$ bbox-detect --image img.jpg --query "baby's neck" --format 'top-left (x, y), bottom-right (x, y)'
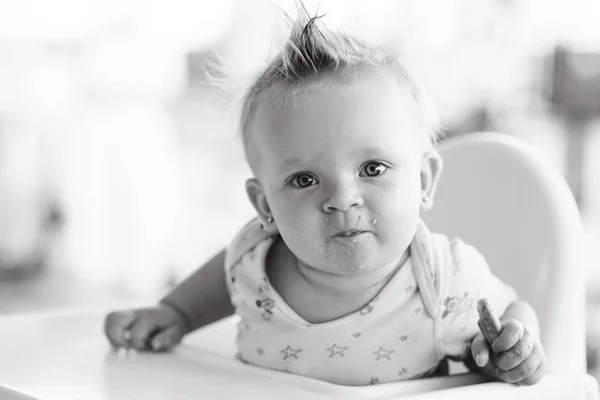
top-left (294, 251), bottom-right (409, 297)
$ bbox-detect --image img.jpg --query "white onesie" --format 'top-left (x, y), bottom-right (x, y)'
top-left (224, 219), bottom-right (517, 386)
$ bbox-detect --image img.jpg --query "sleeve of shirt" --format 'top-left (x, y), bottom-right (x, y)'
top-left (438, 238), bottom-right (518, 360)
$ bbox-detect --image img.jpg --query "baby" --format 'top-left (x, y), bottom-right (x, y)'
top-left (104, 13), bottom-right (546, 386)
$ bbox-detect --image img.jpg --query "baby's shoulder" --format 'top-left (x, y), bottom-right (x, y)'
top-left (225, 218), bottom-right (275, 269)
top-left (430, 232), bottom-right (461, 259)
top-left (429, 232), bottom-right (489, 276)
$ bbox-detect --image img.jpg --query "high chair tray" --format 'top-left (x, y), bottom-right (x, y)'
top-left (0, 308), bottom-right (597, 399)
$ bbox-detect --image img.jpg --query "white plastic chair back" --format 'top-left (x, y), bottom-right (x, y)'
top-left (422, 132), bottom-right (586, 374)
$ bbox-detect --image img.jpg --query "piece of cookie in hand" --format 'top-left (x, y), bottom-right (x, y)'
top-left (477, 298), bottom-right (502, 344)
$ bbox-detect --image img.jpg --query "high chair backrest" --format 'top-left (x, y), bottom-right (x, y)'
top-left (422, 132), bottom-right (586, 374)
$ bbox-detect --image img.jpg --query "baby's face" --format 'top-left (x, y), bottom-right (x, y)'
top-left (250, 70), bottom-right (426, 275)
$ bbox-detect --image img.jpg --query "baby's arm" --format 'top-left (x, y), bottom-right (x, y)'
top-left (104, 249), bottom-right (235, 351)
top-left (160, 248), bottom-right (235, 332)
top-left (470, 299), bottom-right (546, 385)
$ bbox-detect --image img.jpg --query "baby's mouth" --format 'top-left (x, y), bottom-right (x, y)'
top-left (333, 229), bottom-right (371, 238)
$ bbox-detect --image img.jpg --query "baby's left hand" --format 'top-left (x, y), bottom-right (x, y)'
top-left (471, 319), bottom-right (546, 385)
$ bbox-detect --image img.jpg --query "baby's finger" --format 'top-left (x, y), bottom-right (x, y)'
top-left (470, 334), bottom-right (490, 367)
top-left (129, 316), bottom-right (161, 350)
top-left (519, 361), bottom-right (546, 386)
top-left (497, 341), bottom-right (544, 384)
top-left (150, 324), bottom-right (185, 352)
top-left (492, 319), bottom-right (524, 353)
top-left (104, 310), bottom-right (139, 348)
top-left (495, 332), bottom-right (534, 371)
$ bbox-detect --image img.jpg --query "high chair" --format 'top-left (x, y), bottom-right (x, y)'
top-left (423, 131), bottom-right (587, 375)
top-left (0, 131), bottom-right (598, 399)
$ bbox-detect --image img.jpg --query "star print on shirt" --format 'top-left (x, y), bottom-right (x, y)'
top-left (414, 307), bottom-right (421, 314)
top-left (399, 335), bottom-right (408, 342)
top-left (261, 312), bottom-right (272, 322)
top-left (373, 347), bottom-right (395, 361)
top-left (256, 348), bottom-right (264, 355)
top-left (398, 367), bottom-right (408, 376)
top-left (369, 377), bottom-right (380, 385)
top-left (405, 285), bottom-right (414, 295)
top-left (281, 346), bottom-right (302, 360)
top-left (352, 332), bottom-right (362, 338)
top-left (326, 344), bottom-right (348, 358)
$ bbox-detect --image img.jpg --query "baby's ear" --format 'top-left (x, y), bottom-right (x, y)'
top-left (420, 150), bottom-right (443, 212)
top-left (245, 178), bottom-right (278, 233)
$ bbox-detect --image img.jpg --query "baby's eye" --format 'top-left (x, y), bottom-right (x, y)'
top-left (360, 161), bottom-right (389, 177)
top-left (289, 173), bottom-right (319, 188)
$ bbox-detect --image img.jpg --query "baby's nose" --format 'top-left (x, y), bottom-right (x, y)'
top-left (322, 183), bottom-right (364, 212)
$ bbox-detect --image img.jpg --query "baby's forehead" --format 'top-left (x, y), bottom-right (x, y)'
top-left (244, 67), bottom-right (432, 170)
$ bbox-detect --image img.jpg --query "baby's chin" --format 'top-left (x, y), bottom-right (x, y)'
top-left (325, 257), bottom-right (387, 276)
top-left (321, 249), bottom-right (410, 277)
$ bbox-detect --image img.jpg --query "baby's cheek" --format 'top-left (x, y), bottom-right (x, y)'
top-left (376, 211), bottom-right (419, 245)
top-left (278, 215), bottom-right (327, 256)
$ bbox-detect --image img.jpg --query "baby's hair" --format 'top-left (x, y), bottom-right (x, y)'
top-left (240, 3), bottom-right (441, 163)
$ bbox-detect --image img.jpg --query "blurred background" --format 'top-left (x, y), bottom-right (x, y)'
top-left (0, 0), bottom-right (599, 378)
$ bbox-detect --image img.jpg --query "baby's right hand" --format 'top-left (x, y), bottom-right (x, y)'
top-left (104, 304), bottom-right (188, 352)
